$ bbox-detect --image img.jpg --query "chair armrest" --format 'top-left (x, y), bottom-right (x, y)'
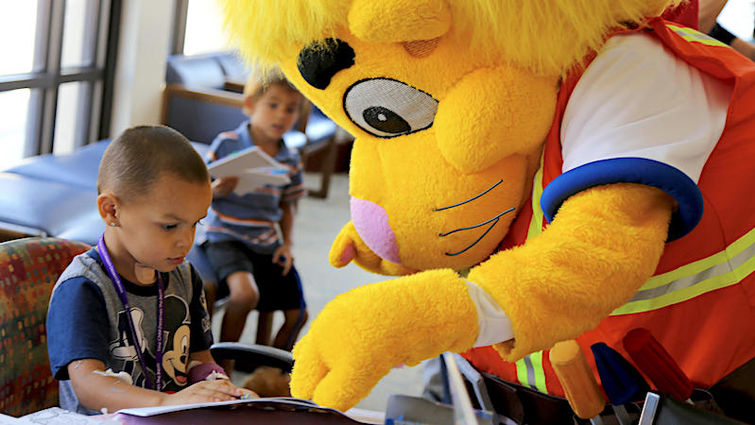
top-left (210, 342), bottom-right (294, 373)
top-left (223, 79), bottom-right (245, 93)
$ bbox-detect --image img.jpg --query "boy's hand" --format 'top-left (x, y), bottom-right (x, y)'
top-left (161, 380), bottom-right (257, 405)
top-left (273, 243), bottom-right (293, 275)
top-left (211, 176), bottom-right (239, 197)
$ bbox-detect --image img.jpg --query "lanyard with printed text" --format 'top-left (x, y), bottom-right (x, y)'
top-left (97, 234), bottom-right (164, 390)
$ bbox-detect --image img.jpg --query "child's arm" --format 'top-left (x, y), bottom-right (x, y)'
top-left (67, 358), bottom-right (246, 412)
top-left (273, 151), bottom-right (306, 275)
top-left (273, 201), bottom-right (295, 275)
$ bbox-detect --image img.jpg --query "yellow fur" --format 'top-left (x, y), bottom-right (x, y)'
top-left (347, 0), bottom-right (451, 43)
top-left (290, 269), bottom-right (478, 410)
top-left (267, 28), bottom-right (558, 271)
top-left (329, 221), bottom-right (416, 276)
top-left (222, 0), bottom-right (683, 76)
top-left (469, 184), bottom-right (673, 360)
top-left (222, 0), bottom-right (684, 411)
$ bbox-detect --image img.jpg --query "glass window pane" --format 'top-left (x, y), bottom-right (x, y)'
top-left (53, 82), bottom-right (85, 155)
top-left (0, 1), bottom-right (39, 76)
top-left (0, 89), bottom-right (31, 169)
top-left (183, 0), bottom-right (235, 55)
top-left (718, 0), bottom-right (755, 40)
top-left (61, 0), bottom-right (98, 68)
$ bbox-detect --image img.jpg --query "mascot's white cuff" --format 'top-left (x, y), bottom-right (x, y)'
top-left (465, 280), bottom-right (514, 347)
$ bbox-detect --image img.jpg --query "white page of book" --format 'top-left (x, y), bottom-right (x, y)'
top-left (208, 146), bottom-right (290, 195)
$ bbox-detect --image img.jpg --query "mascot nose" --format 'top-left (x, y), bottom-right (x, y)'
top-left (350, 197), bottom-right (401, 264)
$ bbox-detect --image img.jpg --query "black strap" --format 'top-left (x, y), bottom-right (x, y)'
top-left (708, 357), bottom-right (755, 424)
top-left (708, 22), bottom-right (736, 45)
top-left (481, 372), bottom-right (595, 425)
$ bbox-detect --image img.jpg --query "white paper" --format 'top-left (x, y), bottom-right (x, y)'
top-left (15, 407), bottom-right (111, 424)
top-left (208, 146), bottom-right (290, 195)
top-left (0, 413), bottom-right (19, 424)
top-left (343, 407), bottom-right (385, 424)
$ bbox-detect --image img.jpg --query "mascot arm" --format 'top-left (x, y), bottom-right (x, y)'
top-left (294, 183), bottom-right (672, 410)
top-left (290, 268), bottom-right (478, 410)
top-left (469, 182), bottom-right (674, 361)
top-left (329, 221), bottom-right (417, 276)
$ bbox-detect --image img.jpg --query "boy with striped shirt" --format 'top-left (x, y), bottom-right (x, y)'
top-left (200, 72), bottom-right (308, 358)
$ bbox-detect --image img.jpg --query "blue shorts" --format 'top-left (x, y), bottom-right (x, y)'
top-left (203, 240), bottom-right (305, 312)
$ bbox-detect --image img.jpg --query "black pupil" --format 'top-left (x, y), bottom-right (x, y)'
top-left (363, 106), bottom-right (410, 134)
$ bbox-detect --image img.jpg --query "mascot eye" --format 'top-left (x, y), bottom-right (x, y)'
top-left (343, 78), bottom-right (437, 138)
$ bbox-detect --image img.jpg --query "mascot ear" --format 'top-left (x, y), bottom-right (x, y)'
top-left (347, 0), bottom-right (451, 43)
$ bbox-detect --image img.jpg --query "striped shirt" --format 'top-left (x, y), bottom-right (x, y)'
top-left (198, 120), bottom-right (305, 254)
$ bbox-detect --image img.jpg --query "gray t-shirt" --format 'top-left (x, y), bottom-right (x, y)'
top-left (46, 249), bottom-right (213, 414)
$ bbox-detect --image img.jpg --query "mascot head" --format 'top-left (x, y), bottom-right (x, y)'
top-left (222, 0), bottom-right (681, 271)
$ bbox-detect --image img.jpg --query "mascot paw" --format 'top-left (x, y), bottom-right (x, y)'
top-left (290, 270), bottom-right (478, 410)
top-left (329, 221), bottom-right (417, 276)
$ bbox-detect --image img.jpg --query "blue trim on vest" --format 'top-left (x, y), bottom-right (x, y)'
top-left (540, 158), bottom-right (703, 241)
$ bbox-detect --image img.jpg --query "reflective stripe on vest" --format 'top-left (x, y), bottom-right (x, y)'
top-left (520, 138), bottom-right (755, 393)
top-left (666, 24), bottom-right (729, 47)
top-left (611, 226), bottom-right (755, 315)
top-left (516, 350), bottom-right (548, 393)
top-left (515, 154), bottom-right (549, 393)
top-left (527, 153), bottom-right (547, 240)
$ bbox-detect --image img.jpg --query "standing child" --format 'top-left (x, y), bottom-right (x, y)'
top-left (200, 71), bottom-right (308, 355)
top-left (46, 126), bottom-right (254, 414)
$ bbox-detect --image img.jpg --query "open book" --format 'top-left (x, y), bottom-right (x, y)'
top-left (115, 397), bottom-right (383, 423)
top-left (208, 146), bottom-right (290, 195)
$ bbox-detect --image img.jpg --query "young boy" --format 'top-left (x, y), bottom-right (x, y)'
top-left (199, 71), bottom-right (308, 355)
top-left (46, 126), bottom-right (254, 414)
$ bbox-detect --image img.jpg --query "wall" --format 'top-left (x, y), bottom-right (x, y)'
top-left (109, 0), bottom-right (173, 136)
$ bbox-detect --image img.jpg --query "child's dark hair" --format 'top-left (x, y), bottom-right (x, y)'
top-left (97, 126), bottom-right (209, 202)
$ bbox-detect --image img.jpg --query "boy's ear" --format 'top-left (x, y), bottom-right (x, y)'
top-left (97, 193), bottom-right (120, 226)
top-left (244, 96), bottom-right (256, 115)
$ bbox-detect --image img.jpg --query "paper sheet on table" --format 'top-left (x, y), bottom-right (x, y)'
top-left (14, 407), bottom-right (108, 424)
top-left (208, 146), bottom-right (290, 195)
top-left (0, 413), bottom-right (19, 424)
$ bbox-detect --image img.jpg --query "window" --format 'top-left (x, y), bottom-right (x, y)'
top-left (0, 0), bottom-right (119, 169)
top-left (171, 0), bottom-right (235, 56)
top-left (718, 0), bottom-right (755, 39)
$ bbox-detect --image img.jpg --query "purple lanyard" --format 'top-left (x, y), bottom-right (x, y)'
top-left (97, 234), bottom-right (164, 390)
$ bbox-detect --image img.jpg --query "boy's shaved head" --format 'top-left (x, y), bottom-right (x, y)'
top-left (97, 126), bottom-right (209, 202)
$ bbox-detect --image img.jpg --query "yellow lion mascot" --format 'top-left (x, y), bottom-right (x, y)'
top-left (221, 0), bottom-right (755, 419)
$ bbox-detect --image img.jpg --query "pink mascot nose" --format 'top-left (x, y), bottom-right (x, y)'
top-left (350, 197), bottom-right (402, 264)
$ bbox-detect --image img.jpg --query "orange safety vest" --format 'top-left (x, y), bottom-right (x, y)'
top-left (463, 18), bottom-right (755, 397)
